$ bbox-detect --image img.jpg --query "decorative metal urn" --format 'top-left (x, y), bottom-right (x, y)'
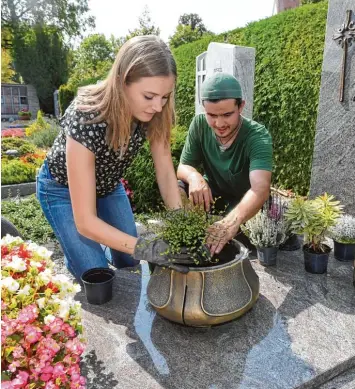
top-left (147, 239), bottom-right (259, 327)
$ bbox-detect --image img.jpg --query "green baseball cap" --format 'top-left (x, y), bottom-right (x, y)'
top-left (201, 72), bottom-right (243, 100)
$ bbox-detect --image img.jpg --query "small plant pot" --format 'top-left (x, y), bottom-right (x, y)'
top-left (81, 267), bottom-right (115, 305)
top-left (333, 241), bottom-right (355, 262)
top-left (257, 246), bottom-right (278, 266)
top-left (279, 234), bottom-right (300, 251)
top-left (303, 245), bottom-right (330, 274)
top-left (18, 115), bottom-right (31, 121)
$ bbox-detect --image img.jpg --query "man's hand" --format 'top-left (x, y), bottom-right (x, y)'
top-left (188, 173), bottom-right (213, 212)
top-left (133, 236), bottom-right (190, 273)
top-left (206, 215), bottom-right (240, 256)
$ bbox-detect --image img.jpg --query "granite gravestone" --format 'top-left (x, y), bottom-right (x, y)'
top-left (310, 0), bottom-right (355, 214)
top-left (195, 42), bottom-right (256, 119)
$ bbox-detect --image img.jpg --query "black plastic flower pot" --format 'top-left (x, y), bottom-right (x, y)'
top-left (81, 267), bottom-right (115, 305)
top-left (279, 234), bottom-right (300, 251)
top-left (303, 245), bottom-right (330, 274)
top-left (333, 241), bottom-right (355, 262)
top-left (257, 246), bottom-right (278, 266)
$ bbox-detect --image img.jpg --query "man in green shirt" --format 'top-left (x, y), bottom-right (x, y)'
top-left (177, 72), bottom-right (273, 255)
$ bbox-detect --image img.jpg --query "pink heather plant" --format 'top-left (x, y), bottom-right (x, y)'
top-left (1, 235), bottom-right (86, 388)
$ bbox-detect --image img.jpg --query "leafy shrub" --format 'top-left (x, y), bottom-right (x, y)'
top-left (28, 121), bottom-right (60, 149)
top-left (1, 160), bottom-right (37, 185)
top-left (1, 138), bottom-right (35, 156)
top-left (1, 196), bottom-right (55, 244)
top-left (18, 142), bottom-right (37, 155)
top-left (125, 142), bottom-right (161, 213)
top-left (25, 110), bottom-right (50, 137)
top-left (58, 84), bottom-right (75, 115)
top-left (285, 193), bottom-right (343, 252)
top-left (125, 126), bottom-right (188, 213)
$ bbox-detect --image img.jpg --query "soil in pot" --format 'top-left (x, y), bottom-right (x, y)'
top-left (189, 242), bottom-right (240, 268)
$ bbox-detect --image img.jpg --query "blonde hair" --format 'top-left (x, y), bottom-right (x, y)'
top-left (77, 35), bottom-right (177, 153)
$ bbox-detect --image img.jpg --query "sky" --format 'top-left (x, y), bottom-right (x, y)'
top-left (87, 0), bottom-right (277, 43)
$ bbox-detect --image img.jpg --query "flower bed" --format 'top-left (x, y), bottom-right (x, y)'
top-left (2, 129), bottom-right (26, 138)
top-left (1, 235), bottom-right (86, 388)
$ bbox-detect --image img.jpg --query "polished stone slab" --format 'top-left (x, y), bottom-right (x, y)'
top-left (309, 0), bottom-right (355, 214)
top-left (48, 234), bottom-right (355, 389)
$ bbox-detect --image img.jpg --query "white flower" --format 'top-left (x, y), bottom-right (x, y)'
top-left (1, 234), bottom-right (23, 246)
top-left (1, 277), bottom-right (20, 292)
top-left (17, 285), bottom-right (31, 296)
top-left (52, 274), bottom-right (70, 284)
top-left (38, 269), bottom-right (52, 285)
top-left (6, 255), bottom-right (27, 272)
top-left (36, 297), bottom-right (46, 309)
top-left (30, 261), bottom-right (42, 268)
top-left (329, 214), bottom-right (355, 243)
top-left (36, 247), bottom-right (53, 260)
top-left (27, 242), bottom-right (39, 252)
top-left (58, 300), bottom-right (70, 320)
top-left (73, 284), bottom-right (81, 293)
top-left (44, 314), bottom-right (56, 325)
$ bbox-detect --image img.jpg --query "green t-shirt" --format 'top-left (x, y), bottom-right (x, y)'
top-left (180, 114), bottom-right (273, 206)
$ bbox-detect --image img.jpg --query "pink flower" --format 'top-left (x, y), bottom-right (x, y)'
top-left (9, 360), bottom-right (21, 372)
top-left (17, 304), bottom-right (39, 324)
top-left (40, 373), bottom-right (52, 382)
top-left (52, 362), bottom-right (66, 378)
top-left (44, 381), bottom-right (60, 389)
top-left (47, 317), bottom-right (64, 334)
top-left (12, 345), bottom-right (25, 359)
top-left (65, 338), bottom-right (85, 356)
top-left (1, 382), bottom-right (14, 389)
top-left (10, 370), bottom-right (29, 388)
top-left (62, 323), bottom-right (76, 338)
top-left (24, 325), bottom-right (42, 344)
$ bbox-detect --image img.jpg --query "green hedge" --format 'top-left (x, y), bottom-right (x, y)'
top-left (125, 126), bottom-right (187, 212)
top-left (173, 2), bottom-right (328, 195)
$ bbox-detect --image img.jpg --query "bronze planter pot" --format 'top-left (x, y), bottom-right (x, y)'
top-left (147, 239), bottom-right (259, 327)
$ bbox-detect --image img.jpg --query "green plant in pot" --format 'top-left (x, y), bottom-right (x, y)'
top-left (18, 108), bottom-right (32, 120)
top-left (328, 214), bottom-right (355, 262)
top-left (142, 201), bottom-right (230, 270)
top-left (285, 193), bottom-right (343, 274)
top-left (241, 209), bottom-right (289, 266)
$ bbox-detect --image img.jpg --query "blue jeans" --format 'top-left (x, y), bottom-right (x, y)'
top-left (36, 160), bottom-right (139, 282)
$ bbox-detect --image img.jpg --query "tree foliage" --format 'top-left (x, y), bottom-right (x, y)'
top-left (68, 34), bottom-right (114, 87)
top-left (179, 13), bottom-right (207, 33)
top-left (123, 6), bottom-right (160, 43)
top-left (1, 0), bottom-right (95, 40)
top-left (169, 13), bottom-right (212, 49)
top-left (1, 48), bottom-right (16, 83)
top-left (13, 24), bottom-right (69, 113)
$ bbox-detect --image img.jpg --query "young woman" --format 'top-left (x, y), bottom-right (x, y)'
top-left (37, 35), bottom-right (186, 282)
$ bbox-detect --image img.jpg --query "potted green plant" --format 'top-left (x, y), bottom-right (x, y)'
top-left (142, 203), bottom-right (260, 327)
top-left (144, 204), bottom-right (221, 267)
top-left (241, 209), bottom-right (289, 266)
top-left (285, 193), bottom-right (343, 274)
top-left (328, 214), bottom-right (355, 262)
top-left (18, 108), bottom-right (32, 120)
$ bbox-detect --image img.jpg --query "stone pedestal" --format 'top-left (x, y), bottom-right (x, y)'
top-left (195, 42), bottom-right (256, 119)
